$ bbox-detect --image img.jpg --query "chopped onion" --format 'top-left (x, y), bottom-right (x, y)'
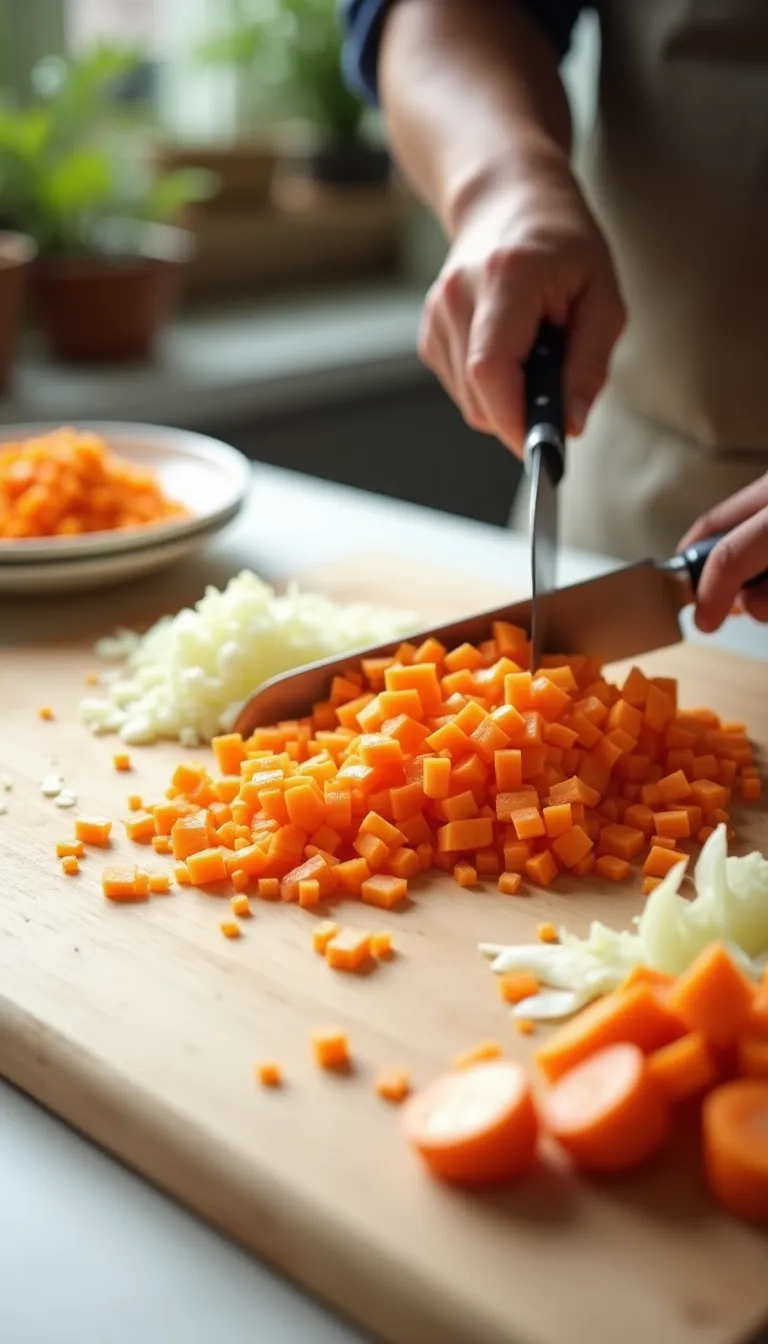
top-left (481, 825), bottom-right (768, 1020)
top-left (79, 570), bottom-right (416, 746)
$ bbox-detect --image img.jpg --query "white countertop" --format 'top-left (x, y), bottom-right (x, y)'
top-left (2, 465), bottom-right (767, 1344)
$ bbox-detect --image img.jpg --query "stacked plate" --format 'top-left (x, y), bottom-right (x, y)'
top-left (0, 421), bottom-right (251, 594)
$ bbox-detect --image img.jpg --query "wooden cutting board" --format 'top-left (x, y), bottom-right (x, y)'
top-left (2, 554), bottom-right (767, 1344)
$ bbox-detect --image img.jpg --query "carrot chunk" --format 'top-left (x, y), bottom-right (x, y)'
top-left (535, 985), bottom-right (685, 1082)
top-left (326, 928), bottom-right (372, 971)
top-left (643, 845), bottom-right (688, 879)
top-left (537, 921), bottom-right (558, 944)
top-left (361, 873), bottom-right (408, 909)
top-left (255, 1061), bottom-right (282, 1088)
top-left (56, 840), bottom-right (85, 859)
top-left (312, 1027), bottom-right (351, 1070)
top-left (124, 811), bottom-right (156, 844)
top-left (668, 942), bottom-right (755, 1047)
top-left (542, 1043), bottom-right (670, 1173)
top-left (595, 854), bottom-right (631, 882)
top-left (102, 865), bottom-right (147, 903)
top-left (647, 1032), bottom-right (717, 1101)
top-left (220, 920), bottom-right (241, 939)
top-left (703, 1081), bottom-right (768, 1222)
top-left (61, 855), bottom-right (80, 875)
top-left (370, 930), bottom-right (393, 959)
top-left (453, 861), bottom-right (477, 889)
top-left (75, 816), bottom-right (112, 847)
top-left (498, 871), bottom-right (523, 895)
top-left (375, 1068), bottom-right (411, 1103)
top-left (402, 1059), bottom-right (538, 1184)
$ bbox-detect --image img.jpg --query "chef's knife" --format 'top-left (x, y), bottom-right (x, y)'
top-left (523, 320), bottom-right (566, 672)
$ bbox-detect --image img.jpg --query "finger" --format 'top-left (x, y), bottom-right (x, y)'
top-left (465, 271), bottom-right (543, 454)
top-left (563, 269), bottom-right (625, 436)
top-left (440, 273), bottom-right (493, 432)
top-left (678, 473), bottom-right (768, 552)
top-left (418, 300), bottom-right (455, 400)
top-left (693, 509), bottom-right (768, 632)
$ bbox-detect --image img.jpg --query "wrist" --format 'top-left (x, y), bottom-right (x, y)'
top-left (441, 137), bottom-right (574, 237)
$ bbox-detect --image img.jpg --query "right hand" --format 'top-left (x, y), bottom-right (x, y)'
top-left (419, 164), bottom-right (626, 453)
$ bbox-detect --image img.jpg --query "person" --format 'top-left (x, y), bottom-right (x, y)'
top-left (340, 0), bottom-right (768, 632)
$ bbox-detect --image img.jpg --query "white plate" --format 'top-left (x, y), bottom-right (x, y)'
top-left (0, 519), bottom-right (226, 593)
top-left (0, 421), bottom-right (251, 564)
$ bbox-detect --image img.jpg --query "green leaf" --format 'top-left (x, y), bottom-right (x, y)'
top-left (143, 168), bottom-right (219, 221)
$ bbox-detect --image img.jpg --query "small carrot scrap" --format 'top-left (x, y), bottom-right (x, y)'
top-left (325, 927), bottom-right (372, 972)
top-left (220, 919), bottom-right (241, 940)
top-left (56, 840), bottom-right (84, 859)
top-left (498, 971), bottom-right (539, 1005)
top-left (451, 1039), bottom-right (503, 1071)
top-left (152, 834), bottom-right (172, 855)
top-left (537, 921), bottom-right (558, 944)
top-left (370, 930), bottom-right (393, 959)
top-left (375, 1068), bottom-right (411, 1103)
top-left (75, 815), bottom-right (112, 847)
top-left (516, 1019), bottom-right (535, 1036)
top-left (230, 892), bottom-right (251, 916)
top-left (453, 861), bottom-right (477, 889)
top-left (542, 1043), bottom-right (670, 1173)
top-left (498, 871), bottom-right (522, 895)
top-left (38, 706), bottom-right (54, 721)
top-left (127, 794), bottom-right (143, 812)
top-left (401, 1059), bottom-right (538, 1184)
top-left (255, 1061), bottom-right (282, 1088)
top-left (61, 855), bottom-right (79, 875)
top-left (113, 752), bottom-right (132, 772)
top-left (174, 861), bottom-right (190, 885)
top-left (703, 1081), bottom-right (768, 1222)
top-left (312, 1027), bottom-right (350, 1071)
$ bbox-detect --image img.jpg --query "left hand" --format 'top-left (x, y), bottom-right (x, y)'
top-left (679, 473), bottom-right (768, 632)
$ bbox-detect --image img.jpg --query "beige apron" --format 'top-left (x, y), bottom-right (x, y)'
top-left (517, 0), bottom-right (768, 560)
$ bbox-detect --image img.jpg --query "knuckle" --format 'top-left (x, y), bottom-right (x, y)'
top-left (466, 348), bottom-right (499, 387)
top-left (440, 268), bottom-right (465, 310)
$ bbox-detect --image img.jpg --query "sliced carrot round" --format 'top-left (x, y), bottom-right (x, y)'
top-left (703, 1081), bottom-right (768, 1222)
top-left (401, 1059), bottom-right (538, 1186)
top-left (542, 1043), bottom-right (670, 1174)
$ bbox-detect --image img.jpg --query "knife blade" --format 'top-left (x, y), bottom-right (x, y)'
top-left (523, 321), bottom-right (566, 671)
top-left (234, 533), bottom-right (768, 734)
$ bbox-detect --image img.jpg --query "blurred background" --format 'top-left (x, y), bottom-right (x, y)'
top-left (0, 0), bottom-right (598, 527)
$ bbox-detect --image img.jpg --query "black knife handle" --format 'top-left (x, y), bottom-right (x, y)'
top-left (681, 532), bottom-right (768, 592)
top-left (523, 319), bottom-right (566, 486)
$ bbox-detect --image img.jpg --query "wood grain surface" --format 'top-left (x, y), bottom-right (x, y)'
top-left (1, 555), bottom-right (767, 1344)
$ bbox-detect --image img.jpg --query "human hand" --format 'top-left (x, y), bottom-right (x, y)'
top-left (418, 162), bottom-right (626, 453)
top-left (679, 474), bottom-right (768, 632)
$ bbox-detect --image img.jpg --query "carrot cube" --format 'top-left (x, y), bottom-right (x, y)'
top-left (537, 921), bottom-right (559, 943)
top-left (647, 1033), bottom-right (716, 1101)
top-left (313, 920), bottom-right (339, 954)
top-left (187, 848), bottom-right (228, 885)
top-left (361, 873), bottom-right (408, 909)
top-left (326, 928), bottom-right (372, 970)
top-left (124, 811), bottom-right (156, 843)
top-left (423, 755), bottom-right (451, 799)
top-left (623, 803), bottom-right (655, 838)
top-left (512, 807), bottom-right (545, 841)
top-left (644, 845), bottom-right (688, 878)
top-left (312, 1027), bottom-right (351, 1069)
top-left (171, 813), bottom-right (210, 860)
top-left (298, 878), bottom-right (321, 908)
top-left (353, 831), bottom-right (390, 870)
top-left (374, 1068), bottom-right (410, 1103)
top-left (494, 748), bottom-right (523, 791)
top-left (56, 840), bottom-right (85, 859)
top-left (257, 877), bottom-right (280, 899)
top-left (61, 855), bottom-right (80, 875)
top-left (498, 970), bottom-right (539, 1003)
top-left (453, 861), bottom-right (477, 888)
top-left (359, 810), bottom-right (405, 847)
top-left (437, 817), bottom-right (493, 853)
top-left (742, 775), bottom-right (762, 801)
top-left (75, 816), bottom-right (112, 847)
top-left (597, 822), bottom-right (645, 861)
top-left (370, 931), bottom-right (393, 959)
top-left (524, 850), bottom-right (558, 887)
top-left (657, 769), bottom-right (692, 803)
top-left (543, 803), bottom-right (572, 838)
top-left (595, 854), bottom-right (631, 883)
top-left (551, 825), bottom-right (594, 869)
top-left (654, 810), bottom-right (690, 840)
top-left (669, 943), bottom-right (755, 1047)
top-left (102, 865), bottom-right (146, 902)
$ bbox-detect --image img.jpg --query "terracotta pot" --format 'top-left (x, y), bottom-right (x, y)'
top-left (0, 232), bottom-right (36, 391)
top-left (34, 225), bottom-right (193, 364)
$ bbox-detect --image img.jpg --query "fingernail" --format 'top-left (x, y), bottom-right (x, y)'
top-left (569, 399), bottom-right (590, 434)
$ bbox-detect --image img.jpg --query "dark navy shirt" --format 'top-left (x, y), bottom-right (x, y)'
top-left (340, 1), bottom-right (586, 103)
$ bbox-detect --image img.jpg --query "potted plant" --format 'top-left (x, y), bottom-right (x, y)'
top-left (199, 0), bottom-right (390, 191)
top-left (0, 45), bottom-right (215, 363)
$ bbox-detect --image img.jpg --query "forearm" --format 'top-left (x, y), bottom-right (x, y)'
top-left (379, 0), bottom-right (573, 235)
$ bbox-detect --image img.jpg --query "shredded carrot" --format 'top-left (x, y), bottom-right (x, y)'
top-left (375, 1068), bottom-right (411, 1103)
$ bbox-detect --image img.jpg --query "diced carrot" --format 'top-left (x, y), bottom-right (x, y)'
top-left (326, 928), bottom-right (372, 970)
top-left (102, 864), bottom-right (147, 903)
top-left (498, 971), bottom-right (539, 1004)
top-left (402, 1059), bottom-right (538, 1184)
top-left (370, 930), bottom-right (393, 959)
top-left (668, 943), bottom-right (755, 1047)
top-left (597, 822), bottom-right (645, 861)
top-left (75, 816), bottom-right (112, 847)
top-left (255, 1060), bottom-right (282, 1088)
top-left (654, 809), bottom-right (690, 840)
top-left (619, 965), bottom-right (674, 993)
top-left (551, 825), bottom-right (593, 869)
top-left (56, 839), bottom-right (85, 859)
top-left (498, 871), bottom-right (523, 895)
top-left (170, 813), bottom-right (210, 860)
top-left (61, 855), bottom-right (80, 875)
top-left (174, 861), bottom-right (190, 886)
top-left (312, 1027), bottom-right (351, 1070)
top-left (298, 878), bottom-right (321, 908)
top-left (437, 817), bottom-right (493, 853)
top-left (148, 873), bottom-right (171, 895)
top-left (512, 807), bottom-right (545, 841)
top-left (38, 706), bottom-right (54, 721)
top-left (353, 831), bottom-right (390, 870)
top-left (742, 776), bottom-right (762, 801)
top-left (652, 835), bottom-right (679, 851)
top-left (525, 850), bottom-right (558, 887)
top-left (187, 848), bottom-right (228, 886)
top-left (124, 811), bottom-right (156, 844)
top-left (595, 854), bottom-right (631, 883)
top-left (738, 1036), bottom-right (768, 1079)
top-left (542, 1043), bottom-right (670, 1173)
top-left (572, 852), bottom-right (596, 878)
top-left (537, 921), bottom-right (558, 944)
top-left (535, 984), bottom-right (685, 1082)
top-left (690, 778), bottom-right (728, 813)
top-left (453, 860), bottom-right (477, 888)
top-left (113, 752), bottom-right (132, 772)
top-left (643, 846), bottom-right (688, 879)
top-left (257, 877), bottom-right (279, 899)
top-left (494, 748), bottom-right (523, 791)
top-left (375, 1068), bottom-right (411, 1103)
top-left (422, 755), bottom-right (451, 799)
top-left (703, 1081), bottom-right (768, 1222)
top-left (361, 873), bottom-right (408, 909)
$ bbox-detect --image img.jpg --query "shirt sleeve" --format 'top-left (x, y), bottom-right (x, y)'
top-left (340, 1), bottom-right (587, 105)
